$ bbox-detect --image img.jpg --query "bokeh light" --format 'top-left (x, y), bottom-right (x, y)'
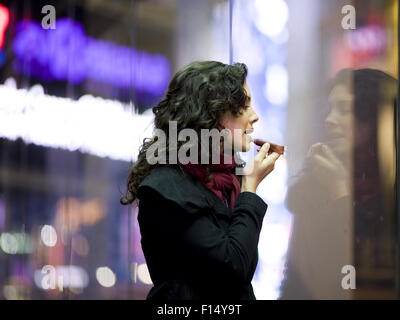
top-left (96, 267), bottom-right (116, 288)
top-left (40, 225), bottom-right (57, 247)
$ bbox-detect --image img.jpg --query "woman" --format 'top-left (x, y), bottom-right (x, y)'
top-left (121, 61), bottom-right (280, 300)
top-left (280, 69), bottom-right (398, 299)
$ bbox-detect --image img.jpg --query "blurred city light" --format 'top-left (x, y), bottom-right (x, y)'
top-left (71, 234), bottom-right (89, 256)
top-left (0, 80), bottom-right (153, 162)
top-left (40, 225), bottom-right (57, 247)
top-left (0, 233), bottom-right (17, 254)
top-left (0, 232), bottom-right (33, 254)
top-left (254, 0), bottom-right (289, 38)
top-left (259, 224), bottom-right (291, 263)
top-left (34, 265), bottom-right (89, 290)
top-left (0, 4), bottom-right (9, 48)
top-left (137, 263), bottom-right (153, 285)
top-left (232, 0), bottom-right (290, 300)
top-left (96, 267), bottom-right (116, 288)
top-left (232, 1), bottom-right (265, 73)
top-left (0, 198), bottom-right (5, 230)
top-left (264, 64), bottom-right (288, 105)
top-left (3, 285), bottom-right (18, 300)
top-left (13, 18), bottom-right (170, 95)
top-left (131, 262), bottom-right (153, 285)
top-left (344, 25), bottom-right (386, 53)
top-left (55, 198), bottom-right (106, 235)
top-left (257, 157), bottom-right (288, 205)
top-left (252, 222), bottom-right (292, 299)
top-left (270, 28), bottom-right (289, 45)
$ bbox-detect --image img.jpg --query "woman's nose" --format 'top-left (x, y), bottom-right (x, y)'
top-left (324, 110), bottom-right (340, 133)
top-left (325, 110), bottom-right (338, 126)
top-left (250, 110), bottom-right (259, 124)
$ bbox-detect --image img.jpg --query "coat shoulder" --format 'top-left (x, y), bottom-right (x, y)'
top-left (137, 165), bottom-right (213, 214)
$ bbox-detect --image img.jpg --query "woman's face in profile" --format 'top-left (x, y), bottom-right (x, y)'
top-left (324, 83), bottom-right (354, 157)
top-left (219, 83), bottom-right (260, 152)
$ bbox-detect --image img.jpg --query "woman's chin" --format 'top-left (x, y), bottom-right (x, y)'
top-left (242, 135), bottom-right (252, 152)
top-left (325, 137), bottom-right (352, 159)
top-left (231, 137), bottom-right (251, 153)
top-left (240, 141), bottom-right (251, 152)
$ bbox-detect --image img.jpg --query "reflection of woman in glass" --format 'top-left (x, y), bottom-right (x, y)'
top-left (121, 61), bottom-right (280, 300)
top-left (280, 69), bottom-right (398, 299)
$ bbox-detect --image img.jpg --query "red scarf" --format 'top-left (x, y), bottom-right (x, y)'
top-left (183, 153), bottom-right (241, 210)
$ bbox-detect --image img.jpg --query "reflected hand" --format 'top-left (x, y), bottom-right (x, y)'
top-left (307, 142), bottom-right (350, 200)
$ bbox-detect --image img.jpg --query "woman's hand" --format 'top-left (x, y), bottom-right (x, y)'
top-left (307, 142), bottom-right (351, 200)
top-left (241, 142), bottom-right (281, 193)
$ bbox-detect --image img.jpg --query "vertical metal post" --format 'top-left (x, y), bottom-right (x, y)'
top-left (229, 0), bottom-right (233, 65)
top-left (397, 0), bottom-right (400, 299)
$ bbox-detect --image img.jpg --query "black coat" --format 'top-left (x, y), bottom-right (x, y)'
top-left (137, 165), bottom-right (268, 300)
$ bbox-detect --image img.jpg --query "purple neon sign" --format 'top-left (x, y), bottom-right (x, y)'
top-left (13, 18), bottom-right (170, 95)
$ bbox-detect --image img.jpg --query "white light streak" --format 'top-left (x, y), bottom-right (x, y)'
top-left (0, 79), bottom-right (154, 162)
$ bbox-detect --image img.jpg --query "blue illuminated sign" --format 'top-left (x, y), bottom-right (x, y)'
top-left (13, 18), bottom-right (170, 95)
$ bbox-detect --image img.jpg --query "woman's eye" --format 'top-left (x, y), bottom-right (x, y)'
top-left (335, 101), bottom-right (352, 114)
top-left (237, 105), bottom-right (250, 116)
top-left (339, 105), bottom-right (351, 114)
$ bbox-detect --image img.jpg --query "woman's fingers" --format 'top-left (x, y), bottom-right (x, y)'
top-left (270, 152), bottom-right (280, 160)
top-left (257, 148), bottom-right (274, 155)
top-left (255, 142), bottom-right (270, 161)
top-left (307, 142), bottom-right (323, 157)
top-left (243, 143), bottom-right (281, 190)
top-left (311, 145), bottom-right (339, 168)
top-left (255, 142), bottom-right (280, 169)
top-left (321, 144), bottom-right (339, 162)
top-left (264, 152), bottom-right (280, 166)
top-left (312, 153), bottom-right (330, 168)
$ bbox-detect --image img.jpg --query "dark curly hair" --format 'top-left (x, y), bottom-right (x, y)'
top-left (120, 60), bottom-right (249, 205)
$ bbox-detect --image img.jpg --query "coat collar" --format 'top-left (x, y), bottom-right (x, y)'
top-left (138, 165), bottom-right (235, 217)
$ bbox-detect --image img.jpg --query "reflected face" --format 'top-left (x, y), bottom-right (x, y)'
top-left (324, 84), bottom-right (354, 157)
top-left (219, 83), bottom-right (260, 152)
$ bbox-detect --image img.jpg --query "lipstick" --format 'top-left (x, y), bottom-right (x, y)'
top-left (252, 138), bottom-right (286, 155)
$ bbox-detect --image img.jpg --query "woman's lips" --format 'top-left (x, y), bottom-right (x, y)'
top-left (244, 129), bottom-right (253, 143)
top-left (325, 136), bottom-right (347, 146)
top-left (326, 129), bottom-right (344, 139)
